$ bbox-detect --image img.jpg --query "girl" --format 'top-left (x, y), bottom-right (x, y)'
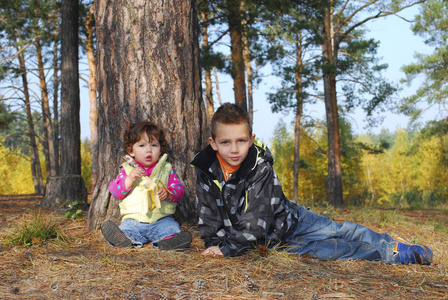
top-left (101, 121), bottom-right (191, 250)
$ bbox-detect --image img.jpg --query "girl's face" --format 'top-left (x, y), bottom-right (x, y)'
top-left (128, 133), bottom-right (161, 168)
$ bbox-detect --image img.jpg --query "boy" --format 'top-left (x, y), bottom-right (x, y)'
top-left (190, 103), bottom-right (432, 264)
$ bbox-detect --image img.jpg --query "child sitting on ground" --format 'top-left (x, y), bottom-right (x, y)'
top-left (191, 103), bottom-right (432, 264)
top-left (101, 121), bottom-right (192, 250)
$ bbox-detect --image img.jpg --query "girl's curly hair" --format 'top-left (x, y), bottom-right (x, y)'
top-left (124, 121), bottom-right (167, 154)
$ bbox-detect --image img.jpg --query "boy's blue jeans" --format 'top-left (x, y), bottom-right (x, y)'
top-left (119, 216), bottom-right (181, 248)
top-left (284, 206), bottom-right (396, 264)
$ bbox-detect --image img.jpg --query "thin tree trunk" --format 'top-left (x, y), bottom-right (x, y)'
top-left (212, 67), bottom-right (222, 105)
top-left (17, 48), bottom-right (44, 194)
top-left (242, 17), bottom-right (253, 127)
top-left (228, 0), bottom-right (247, 110)
top-left (87, 0), bottom-right (207, 230)
top-left (365, 159), bottom-right (374, 203)
top-left (322, 4), bottom-right (343, 207)
top-left (201, 10), bottom-right (214, 123)
top-left (36, 40), bottom-right (57, 177)
top-left (292, 39), bottom-right (303, 203)
top-left (52, 26), bottom-right (60, 175)
top-left (85, 3), bottom-right (98, 192)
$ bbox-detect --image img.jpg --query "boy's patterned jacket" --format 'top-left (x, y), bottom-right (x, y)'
top-left (191, 140), bottom-right (301, 256)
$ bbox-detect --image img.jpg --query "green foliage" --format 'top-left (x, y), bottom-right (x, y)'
top-left (271, 120), bottom-right (295, 199)
top-left (64, 200), bottom-right (84, 220)
top-left (399, 0), bottom-right (448, 123)
top-left (0, 109), bottom-right (44, 156)
top-left (0, 101), bottom-right (14, 130)
top-left (7, 211), bottom-right (67, 247)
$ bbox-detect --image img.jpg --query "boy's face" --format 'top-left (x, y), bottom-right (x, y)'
top-left (128, 133), bottom-right (161, 168)
top-left (209, 122), bottom-right (255, 167)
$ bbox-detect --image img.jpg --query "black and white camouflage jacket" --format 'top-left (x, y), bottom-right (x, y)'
top-left (190, 140), bottom-right (301, 256)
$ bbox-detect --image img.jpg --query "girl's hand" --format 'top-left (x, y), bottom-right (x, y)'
top-left (157, 187), bottom-right (169, 201)
top-left (202, 246), bottom-right (223, 256)
top-left (125, 167), bottom-right (145, 189)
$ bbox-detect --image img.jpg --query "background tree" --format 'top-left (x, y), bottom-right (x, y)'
top-left (0, 0), bottom-right (45, 194)
top-left (265, 1), bottom-right (322, 202)
top-left (87, 0), bottom-right (207, 230)
top-left (80, 1), bottom-right (98, 192)
top-left (31, 0), bottom-right (59, 178)
top-left (42, 0), bottom-right (87, 208)
top-left (314, 0), bottom-right (422, 207)
top-left (400, 0), bottom-right (448, 125)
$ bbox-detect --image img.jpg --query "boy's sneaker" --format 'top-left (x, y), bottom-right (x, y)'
top-left (101, 220), bottom-right (133, 248)
top-left (392, 237), bottom-right (433, 265)
top-left (158, 231), bottom-right (192, 251)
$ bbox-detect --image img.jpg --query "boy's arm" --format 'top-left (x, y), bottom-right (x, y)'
top-left (195, 170), bottom-right (227, 249)
top-left (108, 168), bottom-right (132, 200)
top-left (217, 165), bottom-right (282, 256)
top-left (164, 169), bottom-right (185, 202)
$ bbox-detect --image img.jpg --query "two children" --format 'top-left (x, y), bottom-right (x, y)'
top-left (191, 103), bottom-right (433, 264)
top-left (101, 121), bottom-right (192, 250)
top-left (102, 104), bottom-right (433, 265)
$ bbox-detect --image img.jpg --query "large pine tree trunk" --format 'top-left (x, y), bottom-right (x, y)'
top-left (87, 0), bottom-right (207, 230)
top-left (42, 0), bottom-right (87, 208)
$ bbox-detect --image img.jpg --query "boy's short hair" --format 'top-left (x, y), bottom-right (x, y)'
top-left (124, 121), bottom-right (167, 153)
top-left (211, 103), bottom-right (252, 139)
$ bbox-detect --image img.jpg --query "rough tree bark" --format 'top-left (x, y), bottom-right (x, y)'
top-left (87, 0), bottom-right (207, 230)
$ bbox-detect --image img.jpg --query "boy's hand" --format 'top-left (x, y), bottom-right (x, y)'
top-left (125, 167), bottom-right (145, 189)
top-left (157, 187), bottom-right (169, 201)
top-left (202, 246), bottom-right (223, 256)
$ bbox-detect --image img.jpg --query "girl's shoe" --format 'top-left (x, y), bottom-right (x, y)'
top-left (101, 220), bottom-right (133, 248)
top-left (158, 231), bottom-right (192, 251)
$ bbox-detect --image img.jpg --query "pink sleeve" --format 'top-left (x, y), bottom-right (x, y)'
top-left (108, 168), bottom-right (132, 200)
top-left (166, 169), bottom-right (185, 203)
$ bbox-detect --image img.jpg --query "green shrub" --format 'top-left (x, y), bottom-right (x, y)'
top-left (7, 212), bottom-right (67, 247)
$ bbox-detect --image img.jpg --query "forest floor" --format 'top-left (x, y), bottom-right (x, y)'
top-left (0, 194), bottom-right (447, 300)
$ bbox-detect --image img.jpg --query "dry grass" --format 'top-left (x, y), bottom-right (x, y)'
top-left (0, 194), bottom-right (447, 300)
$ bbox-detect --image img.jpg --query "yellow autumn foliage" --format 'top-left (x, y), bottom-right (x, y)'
top-left (0, 140), bottom-right (36, 194)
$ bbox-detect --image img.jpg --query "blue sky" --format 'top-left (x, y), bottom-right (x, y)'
top-left (79, 5), bottom-right (433, 145)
